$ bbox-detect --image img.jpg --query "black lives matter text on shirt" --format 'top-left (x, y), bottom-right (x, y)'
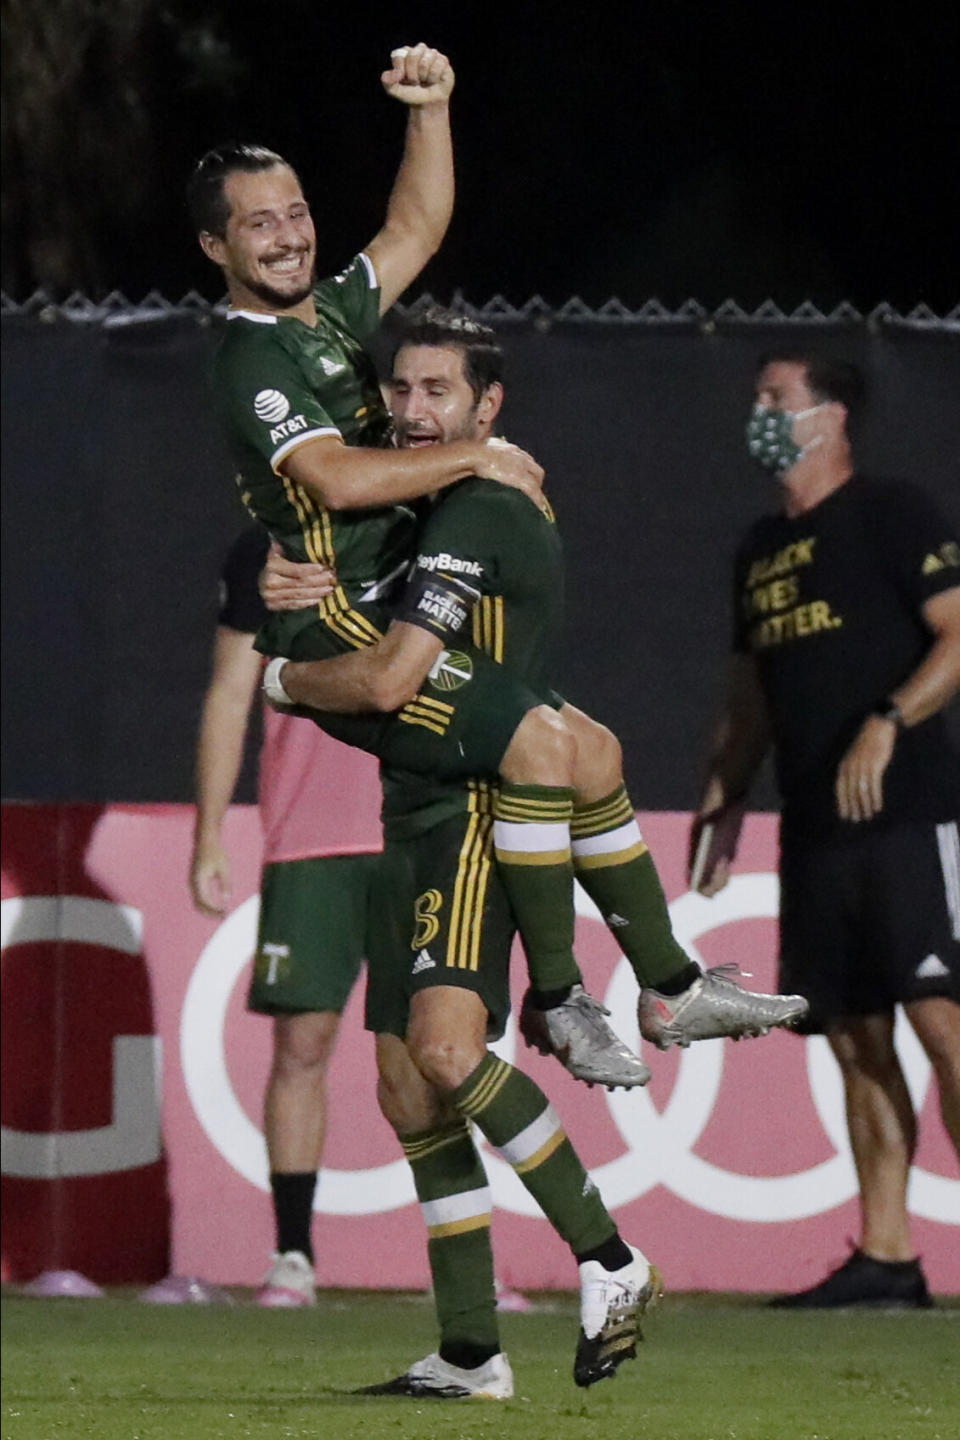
top-left (733, 475), bottom-right (960, 837)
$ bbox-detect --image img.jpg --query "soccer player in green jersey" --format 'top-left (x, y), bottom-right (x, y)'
top-left (190, 48), bottom-right (804, 1095)
top-left (268, 311), bottom-right (808, 1050)
top-left (188, 45), bottom-right (655, 1089)
top-left (260, 311), bottom-right (810, 1396)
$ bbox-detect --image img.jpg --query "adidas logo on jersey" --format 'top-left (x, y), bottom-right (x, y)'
top-left (412, 949), bottom-right (437, 975)
top-left (606, 912), bottom-right (630, 928)
top-left (915, 953), bottom-right (949, 979)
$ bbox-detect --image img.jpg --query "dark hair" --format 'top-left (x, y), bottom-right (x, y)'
top-left (186, 142), bottom-right (293, 236)
top-left (756, 346), bottom-right (866, 423)
top-left (392, 305), bottom-right (503, 403)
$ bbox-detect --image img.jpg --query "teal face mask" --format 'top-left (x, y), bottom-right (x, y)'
top-left (745, 403), bottom-right (825, 474)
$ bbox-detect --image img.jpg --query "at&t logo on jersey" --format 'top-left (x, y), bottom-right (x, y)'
top-left (253, 388), bottom-right (291, 422)
top-left (268, 415), bottom-right (309, 445)
top-left (252, 389), bottom-right (310, 444)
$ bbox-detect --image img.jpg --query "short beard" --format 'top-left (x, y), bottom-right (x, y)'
top-left (242, 267), bottom-right (315, 310)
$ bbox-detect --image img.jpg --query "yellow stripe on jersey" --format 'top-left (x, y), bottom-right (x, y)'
top-left (447, 813), bottom-right (494, 971)
top-left (277, 480), bottom-right (388, 648)
top-left (320, 595), bottom-right (384, 649)
top-left (472, 595), bottom-right (504, 662)
top-left (279, 476), bottom-right (333, 572)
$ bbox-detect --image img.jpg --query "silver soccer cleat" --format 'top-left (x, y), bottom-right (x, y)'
top-left (574, 1244), bottom-right (662, 1388)
top-left (357, 1350), bottom-right (514, 1399)
top-left (520, 984), bottom-right (651, 1090)
top-left (637, 964), bottom-right (809, 1051)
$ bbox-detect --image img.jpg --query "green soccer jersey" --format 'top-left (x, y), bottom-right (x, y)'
top-left (211, 253), bottom-right (415, 657)
top-left (382, 477), bottom-right (564, 835)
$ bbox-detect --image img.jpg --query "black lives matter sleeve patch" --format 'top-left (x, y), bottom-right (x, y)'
top-left (397, 569), bottom-right (481, 641)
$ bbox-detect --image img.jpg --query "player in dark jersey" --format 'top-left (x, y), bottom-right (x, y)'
top-left (693, 347), bottom-right (960, 1308)
top-left (260, 311), bottom-right (812, 1394)
top-left (269, 311), bottom-right (807, 1049)
top-left (187, 49), bottom-right (657, 1091)
top-left (189, 55), bottom-right (802, 1095)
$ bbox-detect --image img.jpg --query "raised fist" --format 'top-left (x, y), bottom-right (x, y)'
top-left (381, 43), bottom-right (455, 106)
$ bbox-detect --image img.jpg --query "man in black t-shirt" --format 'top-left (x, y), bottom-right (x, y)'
top-left (693, 347), bottom-right (960, 1309)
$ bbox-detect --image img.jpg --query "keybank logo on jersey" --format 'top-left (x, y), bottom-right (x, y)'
top-left (253, 388), bottom-right (291, 423)
top-left (418, 552), bottom-right (484, 579)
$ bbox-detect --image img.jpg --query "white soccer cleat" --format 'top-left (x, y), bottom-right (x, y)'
top-left (637, 965), bottom-right (809, 1051)
top-left (255, 1250), bottom-right (316, 1308)
top-left (574, 1244), bottom-right (662, 1388)
top-left (358, 1350), bottom-right (514, 1399)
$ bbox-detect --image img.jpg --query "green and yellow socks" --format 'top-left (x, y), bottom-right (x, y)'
top-left (454, 1053), bottom-right (618, 1256)
top-left (401, 1119), bottom-right (500, 1367)
top-left (572, 785), bottom-right (700, 993)
top-left (493, 782), bottom-right (582, 996)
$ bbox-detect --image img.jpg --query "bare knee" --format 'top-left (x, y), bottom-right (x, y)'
top-left (271, 1011), bottom-right (340, 1083)
top-left (406, 987), bottom-right (489, 1094)
top-left (375, 1033), bottom-right (448, 1135)
top-left (407, 1029), bottom-right (485, 1094)
top-left (905, 997), bottom-right (960, 1082)
top-left (500, 705), bottom-right (576, 786)
top-left (561, 707), bottom-right (623, 801)
top-left (828, 1015), bottom-right (900, 1084)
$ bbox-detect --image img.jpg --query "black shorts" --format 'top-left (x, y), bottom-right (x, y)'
top-left (779, 819), bottom-right (960, 1032)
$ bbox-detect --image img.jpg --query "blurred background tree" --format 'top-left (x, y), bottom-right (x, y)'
top-left (2, 4), bottom-right (957, 309)
top-left (1, 0), bottom-right (243, 298)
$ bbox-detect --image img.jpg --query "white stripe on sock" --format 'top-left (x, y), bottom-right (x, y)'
top-left (420, 1185), bottom-right (492, 1230)
top-left (494, 820), bottom-right (570, 854)
top-left (497, 1104), bottom-right (562, 1168)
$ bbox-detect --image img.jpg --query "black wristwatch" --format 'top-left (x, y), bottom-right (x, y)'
top-left (872, 697), bottom-right (906, 731)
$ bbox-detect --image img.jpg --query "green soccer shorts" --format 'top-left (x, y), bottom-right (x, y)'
top-left (364, 810), bottom-right (516, 1043)
top-left (283, 624), bottom-right (543, 782)
top-left (247, 852), bottom-right (380, 1015)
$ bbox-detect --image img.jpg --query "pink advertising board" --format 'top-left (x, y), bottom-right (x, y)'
top-left (2, 803), bottom-right (957, 1294)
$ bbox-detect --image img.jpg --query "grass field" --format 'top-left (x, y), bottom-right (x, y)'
top-left (3, 1288), bottom-right (958, 1440)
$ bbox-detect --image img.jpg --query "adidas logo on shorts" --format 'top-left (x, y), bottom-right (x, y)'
top-left (915, 953), bottom-right (949, 979)
top-left (412, 949), bottom-right (437, 975)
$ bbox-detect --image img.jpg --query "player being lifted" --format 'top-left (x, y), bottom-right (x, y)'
top-left (189, 43), bottom-right (806, 1092)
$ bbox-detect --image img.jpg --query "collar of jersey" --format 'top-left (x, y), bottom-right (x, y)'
top-left (226, 308), bottom-right (278, 325)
